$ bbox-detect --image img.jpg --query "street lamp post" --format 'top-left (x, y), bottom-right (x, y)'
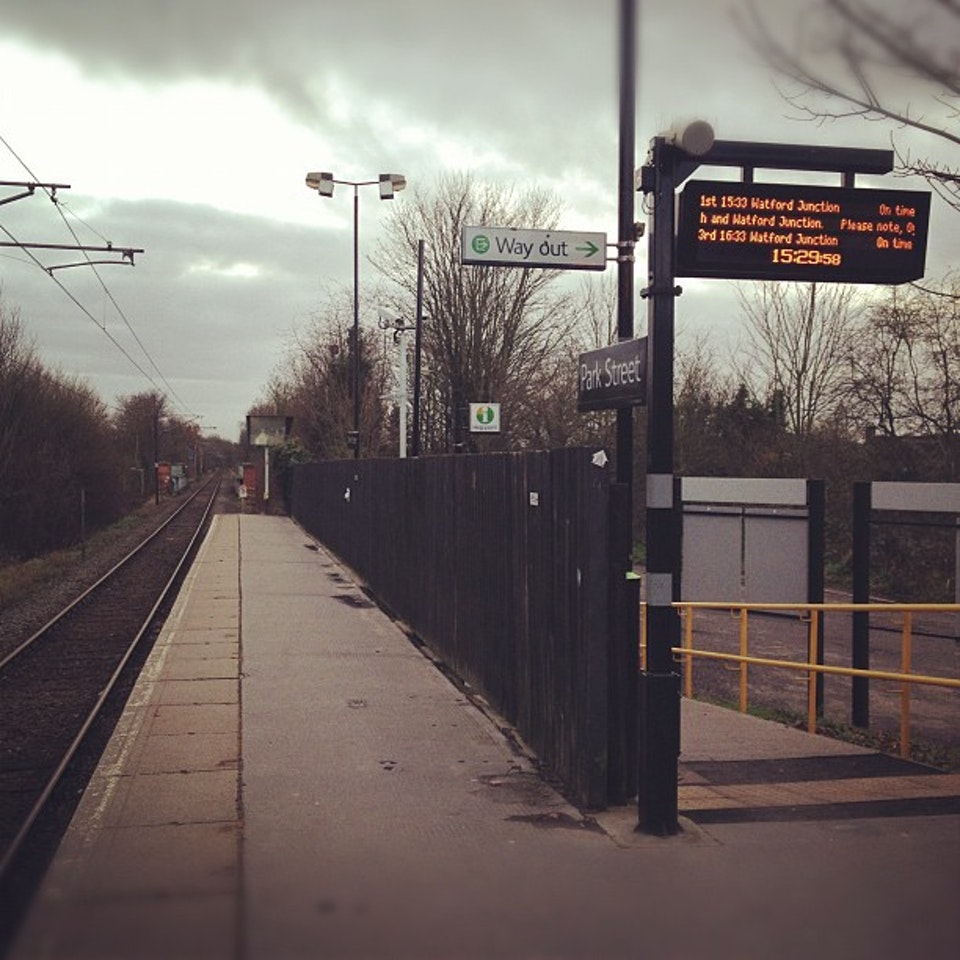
top-left (379, 309), bottom-right (426, 459)
top-left (384, 319), bottom-right (416, 458)
top-left (305, 171), bottom-right (406, 458)
top-left (378, 238), bottom-right (427, 459)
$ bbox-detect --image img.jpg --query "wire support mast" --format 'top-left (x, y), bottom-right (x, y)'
top-left (0, 179), bottom-right (71, 206)
top-left (0, 241), bottom-right (144, 273)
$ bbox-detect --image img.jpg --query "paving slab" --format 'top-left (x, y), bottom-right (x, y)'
top-left (10, 513), bottom-right (959, 960)
top-left (10, 515), bottom-right (243, 960)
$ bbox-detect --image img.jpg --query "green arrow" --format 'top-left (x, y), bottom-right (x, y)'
top-left (576, 240), bottom-right (600, 258)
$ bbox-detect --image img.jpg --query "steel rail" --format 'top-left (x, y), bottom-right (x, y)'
top-left (0, 477), bottom-right (220, 880)
top-left (0, 478), bottom-right (217, 671)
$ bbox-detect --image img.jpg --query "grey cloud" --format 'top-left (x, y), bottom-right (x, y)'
top-left (3, 0), bottom-right (955, 435)
top-left (1, 1), bottom-right (620, 177)
top-left (1, 194), bottom-right (331, 432)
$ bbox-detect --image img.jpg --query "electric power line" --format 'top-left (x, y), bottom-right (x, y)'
top-left (0, 218), bottom-right (170, 393)
top-left (0, 132), bottom-right (196, 418)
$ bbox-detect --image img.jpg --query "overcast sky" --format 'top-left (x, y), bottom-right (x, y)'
top-left (0, 0), bottom-right (955, 441)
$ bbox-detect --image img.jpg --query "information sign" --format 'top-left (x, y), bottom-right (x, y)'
top-left (469, 402), bottom-right (501, 433)
top-left (462, 226), bottom-right (607, 271)
top-left (247, 414), bottom-right (292, 447)
top-left (676, 180), bottom-right (930, 284)
top-left (578, 338), bottom-right (647, 412)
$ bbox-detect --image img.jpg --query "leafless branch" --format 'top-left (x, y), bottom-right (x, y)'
top-left (740, 1), bottom-right (960, 146)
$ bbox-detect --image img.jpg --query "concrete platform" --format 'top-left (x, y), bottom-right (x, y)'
top-left (9, 515), bottom-right (959, 960)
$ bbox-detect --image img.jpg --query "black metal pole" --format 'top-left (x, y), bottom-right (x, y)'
top-left (609, 0), bottom-right (641, 814)
top-left (80, 487), bottom-right (86, 561)
top-left (412, 239), bottom-right (425, 458)
top-left (353, 185), bottom-right (361, 459)
top-left (616, 0), bottom-right (636, 490)
top-left (153, 406), bottom-right (160, 505)
top-left (638, 136), bottom-right (681, 836)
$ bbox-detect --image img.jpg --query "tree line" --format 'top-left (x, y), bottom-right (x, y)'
top-left (7, 0), bottom-right (955, 593)
top-left (256, 0), bottom-right (958, 600)
top-left (0, 298), bottom-right (236, 562)
top-left (251, 173), bottom-right (956, 598)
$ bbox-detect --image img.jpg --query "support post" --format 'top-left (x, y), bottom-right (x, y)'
top-left (398, 328), bottom-right (408, 458)
top-left (412, 239), bottom-right (425, 458)
top-left (263, 445), bottom-right (270, 504)
top-left (852, 481), bottom-right (871, 726)
top-left (638, 136), bottom-right (682, 836)
top-left (808, 479), bottom-right (826, 715)
top-left (352, 186), bottom-right (361, 458)
top-left (607, 483), bottom-right (638, 805)
top-left (616, 0), bottom-right (636, 493)
top-left (80, 487), bottom-right (87, 561)
top-left (153, 407), bottom-right (160, 506)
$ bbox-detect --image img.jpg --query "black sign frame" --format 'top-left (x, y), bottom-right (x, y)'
top-left (676, 180), bottom-right (930, 284)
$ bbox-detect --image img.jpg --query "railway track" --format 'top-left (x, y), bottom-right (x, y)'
top-left (0, 477), bottom-right (221, 928)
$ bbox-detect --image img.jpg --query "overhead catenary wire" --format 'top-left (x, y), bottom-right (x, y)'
top-left (0, 218), bottom-right (169, 393)
top-left (0, 131), bottom-right (195, 419)
top-left (0, 213), bottom-right (189, 414)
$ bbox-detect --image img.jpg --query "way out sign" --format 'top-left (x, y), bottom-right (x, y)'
top-left (578, 338), bottom-right (648, 412)
top-left (462, 226), bottom-right (607, 271)
top-left (469, 402), bottom-right (501, 433)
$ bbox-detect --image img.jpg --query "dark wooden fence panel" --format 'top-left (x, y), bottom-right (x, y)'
top-left (291, 448), bottom-right (612, 808)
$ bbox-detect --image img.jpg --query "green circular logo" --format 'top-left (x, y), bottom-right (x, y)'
top-left (471, 234), bottom-right (490, 254)
top-left (476, 405), bottom-right (495, 424)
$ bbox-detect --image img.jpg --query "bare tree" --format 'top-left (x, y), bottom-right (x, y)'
top-left (113, 391), bottom-right (168, 481)
top-left (1, 295), bottom-right (125, 557)
top-left (112, 391), bottom-right (204, 494)
top-left (741, 0), bottom-right (960, 212)
top-left (261, 289), bottom-right (394, 460)
top-left (848, 278), bottom-right (959, 437)
top-left (373, 173), bottom-right (572, 452)
top-left (845, 294), bottom-right (910, 436)
top-left (845, 278), bottom-right (959, 476)
top-left (0, 298), bottom-right (33, 479)
top-left (569, 273), bottom-right (619, 351)
top-left (738, 281), bottom-right (861, 438)
top-left (675, 331), bottom-right (734, 473)
top-left (903, 283), bottom-right (959, 445)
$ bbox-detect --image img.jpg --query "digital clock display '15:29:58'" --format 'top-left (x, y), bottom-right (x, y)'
top-left (771, 248), bottom-right (842, 267)
top-left (675, 180), bottom-right (930, 285)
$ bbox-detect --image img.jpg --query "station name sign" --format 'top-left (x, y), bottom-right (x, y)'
top-left (676, 180), bottom-right (930, 284)
top-left (578, 338), bottom-right (647, 412)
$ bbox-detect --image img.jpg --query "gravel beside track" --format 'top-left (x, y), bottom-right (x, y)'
top-left (0, 479), bottom-right (236, 954)
top-left (0, 483), bottom-right (240, 661)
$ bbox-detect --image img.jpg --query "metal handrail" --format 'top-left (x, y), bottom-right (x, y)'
top-left (640, 601), bottom-right (960, 759)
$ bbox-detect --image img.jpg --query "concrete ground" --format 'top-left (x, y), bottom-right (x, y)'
top-left (9, 514), bottom-right (959, 960)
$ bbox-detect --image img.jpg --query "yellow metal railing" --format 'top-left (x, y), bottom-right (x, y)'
top-left (640, 601), bottom-right (960, 759)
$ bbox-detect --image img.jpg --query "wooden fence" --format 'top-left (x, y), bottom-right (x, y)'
top-left (291, 448), bottom-right (631, 809)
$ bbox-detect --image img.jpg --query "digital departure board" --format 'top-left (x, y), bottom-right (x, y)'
top-left (675, 180), bottom-right (930, 284)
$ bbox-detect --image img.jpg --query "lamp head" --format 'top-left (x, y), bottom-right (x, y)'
top-left (305, 171), bottom-right (335, 197)
top-left (379, 173), bottom-right (406, 199)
